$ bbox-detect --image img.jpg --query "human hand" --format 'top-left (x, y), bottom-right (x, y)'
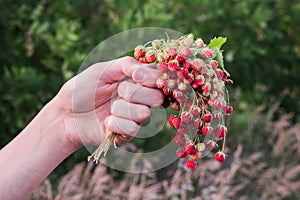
top-left (55, 56), bottom-right (164, 150)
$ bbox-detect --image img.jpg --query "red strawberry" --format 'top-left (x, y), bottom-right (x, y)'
top-left (173, 90), bottom-right (185, 103)
top-left (172, 117), bottom-right (181, 129)
top-left (145, 51), bottom-right (156, 63)
top-left (186, 160), bottom-right (197, 170)
top-left (180, 47), bottom-right (191, 57)
top-left (162, 87), bottom-right (172, 95)
top-left (173, 133), bottom-right (185, 145)
top-left (215, 151), bottom-right (226, 162)
top-left (205, 140), bottom-right (218, 151)
top-left (181, 111), bottom-right (192, 123)
top-left (168, 115), bottom-right (175, 127)
top-left (168, 60), bottom-right (179, 71)
top-left (192, 59), bottom-right (203, 70)
top-left (176, 54), bottom-right (186, 63)
top-left (202, 48), bottom-right (214, 59)
top-left (210, 60), bottom-right (219, 69)
top-left (195, 38), bottom-right (204, 48)
top-left (224, 106), bottom-right (233, 115)
top-left (202, 113), bottom-right (212, 123)
top-left (168, 47), bottom-right (178, 57)
top-left (176, 148), bottom-right (187, 158)
top-left (199, 125), bottom-right (213, 135)
top-left (194, 75), bottom-right (205, 86)
top-left (185, 144), bottom-right (197, 155)
top-left (156, 77), bottom-right (167, 89)
top-left (177, 68), bottom-right (189, 79)
top-left (157, 62), bottom-right (168, 73)
top-left (190, 152), bottom-right (201, 160)
top-left (134, 45), bottom-right (146, 59)
top-left (215, 125), bottom-right (227, 138)
top-left (183, 60), bottom-right (192, 70)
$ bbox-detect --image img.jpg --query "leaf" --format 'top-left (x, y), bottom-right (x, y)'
top-left (208, 37), bottom-right (227, 50)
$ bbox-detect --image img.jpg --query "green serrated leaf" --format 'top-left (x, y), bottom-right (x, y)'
top-left (208, 37), bottom-right (227, 50)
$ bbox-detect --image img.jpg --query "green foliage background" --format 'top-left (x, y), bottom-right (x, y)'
top-left (1, 0), bottom-right (300, 196)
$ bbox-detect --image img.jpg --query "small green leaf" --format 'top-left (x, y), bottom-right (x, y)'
top-left (208, 37), bottom-right (227, 50)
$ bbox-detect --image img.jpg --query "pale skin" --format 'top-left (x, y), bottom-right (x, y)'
top-left (0, 57), bottom-right (163, 200)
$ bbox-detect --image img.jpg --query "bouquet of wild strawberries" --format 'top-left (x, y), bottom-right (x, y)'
top-left (89, 34), bottom-right (233, 170)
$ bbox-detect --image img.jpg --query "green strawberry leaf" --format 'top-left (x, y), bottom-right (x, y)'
top-left (208, 37), bottom-right (227, 49)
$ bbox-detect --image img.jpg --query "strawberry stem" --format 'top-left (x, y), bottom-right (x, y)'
top-left (87, 131), bottom-right (116, 164)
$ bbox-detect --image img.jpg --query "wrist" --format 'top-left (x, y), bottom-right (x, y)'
top-left (46, 95), bottom-right (83, 153)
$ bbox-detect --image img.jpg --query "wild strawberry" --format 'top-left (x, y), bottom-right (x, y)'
top-left (201, 82), bottom-right (211, 92)
top-left (172, 101), bottom-right (180, 111)
top-left (195, 38), bottom-right (204, 48)
top-left (156, 77), bottom-right (167, 89)
top-left (168, 60), bottom-right (179, 71)
top-left (145, 50), bottom-right (156, 63)
top-left (168, 115), bottom-right (176, 127)
top-left (173, 90), bottom-right (185, 102)
top-left (192, 59), bottom-right (203, 70)
top-left (183, 34), bottom-right (194, 47)
top-left (192, 69), bottom-right (200, 76)
top-left (191, 105), bottom-right (201, 116)
top-left (181, 111), bottom-right (192, 123)
top-left (177, 126), bottom-right (189, 134)
top-left (215, 125), bottom-right (227, 138)
top-left (178, 82), bottom-right (188, 91)
top-left (185, 144), bottom-right (197, 155)
top-left (190, 152), bottom-right (201, 160)
top-left (176, 54), bottom-right (186, 63)
top-left (210, 60), bottom-right (219, 69)
top-left (215, 151), bottom-right (226, 162)
top-left (176, 148), bottom-right (187, 158)
top-left (138, 56), bottom-right (148, 63)
top-left (173, 133), bottom-right (185, 145)
top-left (168, 47), bottom-right (178, 57)
top-left (202, 113), bottom-right (212, 123)
top-left (183, 60), bottom-right (192, 70)
top-left (167, 79), bottom-right (176, 89)
top-left (224, 106), bottom-right (233, 115)
top-left (194, 75), bottom-right (205, 86)
top-left (172, 117), bottom-right (181, 129)
top-left (163, 53), bottom-right (170, 61)
top-left (163, 87), bottom-right (172, 95)
top-left (205, 140), bottom-right (218, 151)
top-left (180, 47), bottom-right (191, 57)
top-left (157, 62), bottom-right (168, 73)
top-left (194, 119), bottom-right (203, 129)
top-left (177, 68), bottom-right (189, 79)
top-left (202, 48), bottom-right (214, 59)
top-left (186, 159), bottom-right (197, 170)
top-left (199, 125), bottom-right (213, 135)
top-left (212, 110), bottom-right (222, 121)
top-left (134, 45), bottom-right (146, 59)
top-left (215, 68), bottom-right (224, 80)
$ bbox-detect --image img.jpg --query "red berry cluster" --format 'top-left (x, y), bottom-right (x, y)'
top-left (134, 34), bottom-right (233, 170)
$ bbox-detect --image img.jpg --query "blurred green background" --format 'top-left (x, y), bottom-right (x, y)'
top-left (1, 0), bottom-right (300, 199)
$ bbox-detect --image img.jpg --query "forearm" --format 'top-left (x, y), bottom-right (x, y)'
top-left (0, 97), bottom-right (77, 200)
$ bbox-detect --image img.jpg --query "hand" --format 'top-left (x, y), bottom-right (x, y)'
top-left (55, 56), bottom-right (164, 150)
